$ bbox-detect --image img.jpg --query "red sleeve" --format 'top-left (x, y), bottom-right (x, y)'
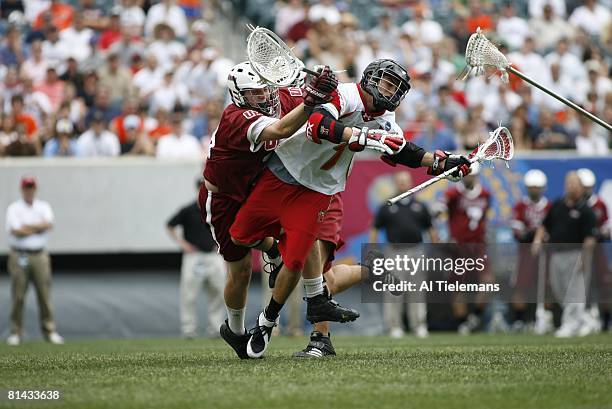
top-left (598, 200), bottom-right (609, 223)
top-left (445, 188), bottom-right (458, 212)
top-left (329, 90), bottom-right (341, 114)
top-left (279, 87), bottom-right (304, 114)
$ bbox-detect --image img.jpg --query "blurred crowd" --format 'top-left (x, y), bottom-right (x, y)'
top-left (0, 0), bottom-right (232, 158)
top-left (0, 0), bottom-right (610, 159)
top-left (250, 0), bottom-right (612, 153)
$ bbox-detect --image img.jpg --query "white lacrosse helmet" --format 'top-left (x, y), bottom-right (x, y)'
top-left (524, 169), bottom-right (547, 188)
top-left (227, 61), bottom-right (280, 117)
top-left (577, 168), bottom-right (596, 188)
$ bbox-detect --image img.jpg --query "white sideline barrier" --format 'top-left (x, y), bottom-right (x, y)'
top-left (0, 157), bottom-right (203, 254)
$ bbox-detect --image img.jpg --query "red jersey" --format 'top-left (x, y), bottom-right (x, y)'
top-left (587, 194), bottom-right (610, 240)
top-left (203, 87), bottom-right (303, 202)
top-left (511, 197), bottom-right (551, 243)
top-left (445, 183), bottom-right (491, 243)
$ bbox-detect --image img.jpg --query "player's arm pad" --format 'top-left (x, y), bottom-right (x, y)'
top-left (306, 108), bottom-right (346, 144)
top-left (381, 142), bottom-right (426, 168)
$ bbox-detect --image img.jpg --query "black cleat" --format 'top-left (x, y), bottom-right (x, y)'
top-left (262, 251), bottom-right (283, 289)
top-left (306, 293), bottom-right (360, 323)
top-left (293, 331), bottom-right (336, 358)
top-left (246, 312), bottom-right (276, 358)
top-left (220, 320), bottom-right (250, 359)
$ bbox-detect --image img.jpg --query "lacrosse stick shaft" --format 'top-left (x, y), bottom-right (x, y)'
top-left (507, 66), bottom-right (612, 132)
top-left (386, 158), bottom-right (477, 205)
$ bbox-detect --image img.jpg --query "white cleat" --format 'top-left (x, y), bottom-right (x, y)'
top-left (414, 325), bottom-right (429, 339)
top-left (534, 309), bottom-right (554, 335)
top-left (47, 332), bottom-right (65, 345)
top-left (6, 334), bottom-right (21, 346)
top-left (389, 327), bottom-right (404, 339)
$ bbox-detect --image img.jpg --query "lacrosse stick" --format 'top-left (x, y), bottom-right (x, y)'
top-left (246, 25), bottom-right (319, 86)
top-left (460, 28), bottom-right (611, 132)
top-left (387, 126), bottom-right (514, 205)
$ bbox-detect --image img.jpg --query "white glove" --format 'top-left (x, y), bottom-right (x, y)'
top-left (348, 127), bottom-right (405, 155)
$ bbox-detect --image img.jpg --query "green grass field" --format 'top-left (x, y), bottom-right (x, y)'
top-left (1, 334), bottom-right (611, 409)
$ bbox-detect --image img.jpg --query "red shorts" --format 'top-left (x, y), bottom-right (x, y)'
top-left (512, 245), bottom-right (539, 289)
top-left (198, 185), bottom-right (249, 262)
top-left (318, 193), bottom-right (345, 272)
top-left (230, 169), bottom-right (333, 272)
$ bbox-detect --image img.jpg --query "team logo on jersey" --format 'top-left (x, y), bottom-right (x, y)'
top-left (382, 120), bottom-right (391, 131)
top-left (264, 140), bottom-right (278, 151)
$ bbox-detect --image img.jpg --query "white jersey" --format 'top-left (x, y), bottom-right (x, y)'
top-left (273, 82), bottom-right (402, 195)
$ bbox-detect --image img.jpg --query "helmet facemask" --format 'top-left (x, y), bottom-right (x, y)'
top-left (241, 85), bottom-right (280, 118)
top-left (365, 70), bottom-right (410, 112)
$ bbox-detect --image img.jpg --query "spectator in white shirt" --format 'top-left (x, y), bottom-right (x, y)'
top-left (119, 0), bottom-right (146, 36)
top-left (76, 111), bottom-right (120, 157)
top-left (531, 4), bottom-right (575, 53)
top-left (401, 4), bottom-right (444, 46)
top-left (133, 53), bottom-right (164, 99)
top-left (41, 26), bottom-right (69, 69)
top-left (497, 3), bottom-right (531, 51)
top-left (508, 37), bottom-right (551, 104)
top-left (20, 40), bottom-right (48, 85)
top-left (275, 0), bottom-right (306, 39)
top-left (528, 0), bottom-right (566, 19)
top-left (5, 176), bottom-right (64, 346)
top-left (575, 117), bottom-right (610, 155)
top-left (569, 0), bottom-right (611, 37)
top-left (144, 0), bottom-right (188, 39)
top-left (151, 71), bottom-right (190, 114)
top-left (308, 0), bottom-right (341, 26)
top-left (543, 62), bottom-right (575, 112)
top-left (156, 110), bottom-right (202, 159)
top-left (147, 23), bottom-right (187, 70)
top-left (545, 38), bottom-right (587, 84)
top-left (59, 11), bottom-right (93, 63)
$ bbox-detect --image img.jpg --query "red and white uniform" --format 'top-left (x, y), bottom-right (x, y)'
top-left (445, 183), bottom-right (491, 244)
top-left (511, 196), bottom-right (551, 288)
top-left (587, 194), bottom-right (610, 239)
top-left (511, 197), bottom-right (551, 243)
top-left (274, 82), bottom-right (403, 195)
top-left (586, 194), bottom-right (611, 286)
top-left (199, 88), bottom-right (304, 262)
top-left (231, 82), bottom-right (400, 271)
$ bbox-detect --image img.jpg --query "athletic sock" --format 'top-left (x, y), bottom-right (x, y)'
top-left (303, 276), bottom-right (324, 298)
top-left (226, 306), bottom-right (246, 335)
top-left (264, 297), bottom-right (283, 322)
top-left (265, 240), bottom-right (280, 259)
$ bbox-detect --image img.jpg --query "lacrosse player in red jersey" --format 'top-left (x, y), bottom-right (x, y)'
top-left (510, 169), bottom-right (552, 333)
top-left (230, 59), bottom-right (474, 359)
top-left (200, 61), bottom-right (338, 359)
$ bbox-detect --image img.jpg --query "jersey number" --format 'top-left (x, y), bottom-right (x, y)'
top-left (243, 110), bottom-right (260, 120)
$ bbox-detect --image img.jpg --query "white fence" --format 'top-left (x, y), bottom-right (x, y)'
top-left (0, 157), bottom-right (203, 254)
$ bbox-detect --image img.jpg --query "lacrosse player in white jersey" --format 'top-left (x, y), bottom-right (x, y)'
top-left (230, 59), bottom-right (473, 358)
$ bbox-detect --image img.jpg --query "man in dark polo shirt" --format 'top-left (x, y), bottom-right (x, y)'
top-left (370, 171), bottom-right (438, 338)
top-left (532, 171), bottom-right (597, 338)
top-left (167, 178), bottom-right (225, 338)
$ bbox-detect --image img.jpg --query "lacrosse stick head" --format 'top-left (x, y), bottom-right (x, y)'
top-left (460, 27), bottom-right (511, 83)
top-left (473, 126), bottom-right (514, 166)
top-left (246, 25), bottom-right (304, 87)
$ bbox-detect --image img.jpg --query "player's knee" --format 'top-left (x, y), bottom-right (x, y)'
top-left (286, 259), bottom-right (304, 273)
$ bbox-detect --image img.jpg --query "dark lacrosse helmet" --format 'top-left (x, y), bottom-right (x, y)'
top-left (360, 59), bottom-right (411, 112)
